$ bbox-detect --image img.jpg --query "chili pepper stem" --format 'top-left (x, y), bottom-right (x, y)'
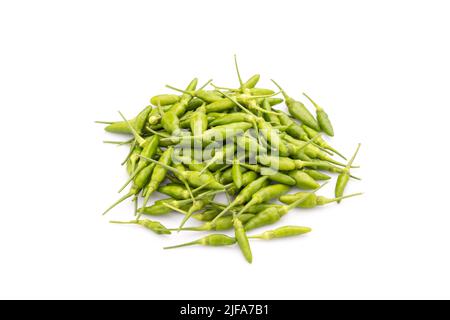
top-left (286, 182), bottom-right (329, 211)
top-left (234, 54), bottom-right (244, 88)
top-left (328, 147), bottom-right (346, 160)
top-left (325, 192), bottom-right (364, 204)
top-left (118, 163), bottom-right (147, 193)
top-left (165, 85), bottom-right (193, 95)
top-left (146, 127), bottom-right (170, 138)
top-left (103, 139), bottom-right (134, 145)
top-left (302, 93), bottom-right (322, 111)
top-left (270, 79), bottom-right (289, 100)
top-left (214, 88), bottom-right (280, 116)
top-left (95, 120), bottom-right (114, 124)
top-left (167, 227), bottom-right (203, 232)
top-left (157, 103), bottom-right (165, 116)
top-left (102, 192), bottom-right (133, 215)
top-left (164, 240), bottom-right (200, 250)
top-left (118, 111), bottom-right (145, 146)
top-left (248, 91), bottom-right (282, 99)
top-left (120, 141), bottom-right (136, 166)
top-left (162, 202), bottom-right (188, 215)
top-left (178, 205), bottom-right (198, 231)
top-left (210, 202), bottom-right (236, 224)
top-left (138, 155), bottom-right (184, 176)
top-left (211, 88), bottom-right (253, 116)
top-left (200, 154), bottom-right (221, 174)
top-left (109, 220), bottom-right (139, 225)
top-left (199, 79), bottom-right (213, 90)
top-left (236, 199), bottom-right (256, 218)
top-left (345, 143), bottom-right (361, 171)
top-left (133, 195), bottom-right (139, 216)
top-left (183, 180), bottom-right (196, 203)
top-left (142, 187), bottom-right (154, 208)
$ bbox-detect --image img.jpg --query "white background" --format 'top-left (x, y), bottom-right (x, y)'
top-left (1, 0), bottom-right (449, 300)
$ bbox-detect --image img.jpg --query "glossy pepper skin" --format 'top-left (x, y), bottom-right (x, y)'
top-left (164, 234), bottom-right (236, 250)
top-left (210, 176), bottom-right (269, 224)
top-left (142, 147), bottom-right (173, 206)
top-left (151, 94), bottom-right (180, 107)
top-left (303, 93), bottom-right (334, 137)
top-left (104, 106), bottom-right (152, 135)
top-left (161, 78), bottom-right (198, 134)
top-left (109, 219), bottom-right (171, 235)
top-left (249, 226), bottom-right (312, 240)
top-left (271, 80), bottom-right (320, 131)
top-left (288, 170), bottom-right (320, 189)
top-left (234, 217), bottom-right (252, 263)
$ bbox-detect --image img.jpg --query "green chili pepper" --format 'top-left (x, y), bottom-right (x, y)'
top-left (191, 208), bottom-right (222, 222)
top-left (110, 219), bottom-right (171, 235)
top-left (139, 189), bottom-right (221, 215)
top-left (271, 80), bottom-right (320, 131)
top-left (186, 98), bottom-right (205, 111)
top-left (249, 88), bottom-right (275, 96)
top-left (178, 194), bottom-right (215, 230)
top-left (220, 166), bottom-right (247, 185)
top-left (236, 135), bottom-right (267, 157)
top-left (257, 155), bottom-right (297, 171)
top-left (190, 106), bottom-right (208, 137)
top-left (242, 74), bottom-right (260, 90)
top-left (142, 147), bottom-right (173, 207)
top-left (117, 112), bottom-right (160, 192)
top-left (234, 216), bottom-right (253, 263)
top-left (335, 143), bottom-right (361, 203)
top-left (147, 107), bottom-right (162, 125)
top-left (209, 113), bottom-right (255, 127)
top-left (279, 191), bottom-right (363, 208)
top-left (205, 99), bottom-right (236, 113)
top-left (174, 213), bottom-right (255, 232)
top-left (163, 122), bottom-right (253, 146)
top-left (301, 125), bottom-right (346, 160)
top-left (232, 158), bottom-right (243, 189)
top-left (102, 162), bottom-right (156, 215)
top-left (244, 184), bottom-right (326, 230)
top-left (262, 98), bottom-right (281, 125)
top-left (101, 106), bottom-right (152, 135)
top-left (211, 176), bottom-right (269, 223)
top-left (150, 94), bottom-right (181, 107)
top-left (139, 155), bottom-right (226, 190)
top-left (281, 133), bottom-right (331, 160)
top-left (161, 78), bottom-right (198, 134)
top-left (261, 97), bottom-right (284, 107)
top-left (158, 183), bottom-right (191, 200)
top-left (283, 140), bottom-right (313, 162)
top-left (248, 226), bottom-right (311, 240)
top-left (237, 203), bottom-right (283, 214)
top-left (277, 111), bottom-right (309, 141)
top-left (239, 163), bottom-right (296, 186)
top-left (303, 93), bottom-right (334, 137)
top-left (236, 184), bottom-right (290, 217)
top-left (164, 234), bottom-right (236, 250)
top-left (288, 170), bottom-right (320, 189)
top-left (210, 201), bottom-right (280, 215)
top-left (166, 82), bottom-right (224, 104)
top-left (303, 169), bottom-right (331, 181)
top-left (227, 171), bottom-right (259, 195)
top-left (256, 113), bottom-right (289, 157)
top-left (126, 143), bottom-right (143, 175)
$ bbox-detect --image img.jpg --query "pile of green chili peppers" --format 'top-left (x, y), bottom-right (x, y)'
top-left (97, 56), bottom-right (362, 263)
